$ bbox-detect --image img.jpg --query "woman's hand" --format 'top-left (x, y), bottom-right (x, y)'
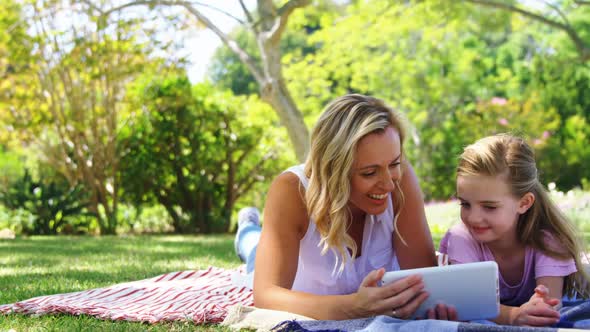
top-left (353, 268), bottom-right (428, 318)
top-left (511, 285), bottom-right (561, 326)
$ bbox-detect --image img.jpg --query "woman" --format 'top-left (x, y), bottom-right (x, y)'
top-left (237, 94), bottom-right (455, 320)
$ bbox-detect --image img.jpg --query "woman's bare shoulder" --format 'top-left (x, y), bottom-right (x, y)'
top-left (264, 171), bottom-right (308, 238)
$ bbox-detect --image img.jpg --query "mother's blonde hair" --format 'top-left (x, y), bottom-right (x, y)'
top-left (458, 133), bottom-right (590, 298)
top-left (304, 94), bottom-right (408, 273)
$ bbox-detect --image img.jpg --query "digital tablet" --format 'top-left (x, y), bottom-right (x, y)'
top-left (381, 261), bottom-right (499, 321)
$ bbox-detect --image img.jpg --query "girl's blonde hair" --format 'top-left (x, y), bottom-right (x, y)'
top-left (304, 94), bottom-right (408, 273)
top-left (457, 133), bottom-right (589, 298)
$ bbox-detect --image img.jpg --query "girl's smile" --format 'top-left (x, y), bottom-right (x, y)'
top-left (456, 174), bottom-right (531, 248)
top-left (470, 225), bottom-right (492, 235)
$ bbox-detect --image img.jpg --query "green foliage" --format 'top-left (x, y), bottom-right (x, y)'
top-left (0, 171), bottom-right (90, 235)
top-left (0, 205), bottom-right (35, 235)
top-left (281, 0), bottom-right (590, 199)
top-left (120, 75), bottom-right (291, 233)
top-left (0, 0), bottom-right (34, 145)
top-left (560, 115), bottom-right (590, 186)
top-left (0, 146), bottom-right (24, 190)
top-left (115, 204), bottom-right (173, 234)
top-left (526, 58), bottom-right (590, 189)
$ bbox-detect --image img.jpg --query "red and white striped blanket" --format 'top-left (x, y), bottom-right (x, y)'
top-left (0, 267), bottom-right (253, 324)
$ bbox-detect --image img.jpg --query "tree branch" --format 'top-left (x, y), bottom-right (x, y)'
top-left (98, 0), bottom-right (266, 83)
top-left (239, 0), bottom-right (255, 26)
top-left (277, 0), bottom-right (311, 16)
top-left (180, 2), bottom-right (265, 83)
top-left (542, 0), bottom-right (571, 27)
top-left (193, 1), bottom-right (246, 25)
top-left (465, 0), bottom-right (590, 61)
top-left (466, 0), bottom-right (569, 31)
top-left (79, 0), bottom-right (104, 15)
top-left (270, 0), bottom-right (311, 43)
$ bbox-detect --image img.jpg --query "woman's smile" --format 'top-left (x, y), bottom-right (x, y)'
top-left (368, 193), bottom-right (388, 201)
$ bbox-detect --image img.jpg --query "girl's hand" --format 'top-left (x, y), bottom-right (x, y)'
top-left (511, 286), bottom-right (561, 326)
top-left (532, 285), bottom-right (562, 309)
top-left (354, 268), bottom-right (428, 318)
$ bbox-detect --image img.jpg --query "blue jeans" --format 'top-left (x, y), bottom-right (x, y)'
top-left (235, 222), bottom-right (261, 274)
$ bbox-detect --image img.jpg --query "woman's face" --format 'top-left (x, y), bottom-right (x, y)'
top-left (349, 126), bottom-right (402, 219)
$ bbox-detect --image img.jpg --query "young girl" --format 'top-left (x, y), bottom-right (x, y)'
top-left (440, 133), bottom-right (589, 326)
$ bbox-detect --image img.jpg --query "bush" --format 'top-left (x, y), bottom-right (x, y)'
top-left (115, 204), bottom-right (174, 234)
top-left (0, 170), bottom-right (91, 235)
top-left (119, 76), bottom-right (291, 233)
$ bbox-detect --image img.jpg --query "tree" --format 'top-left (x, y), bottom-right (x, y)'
top-left (86, 0), bottom-right (313, 161)
top-left (120, 76), bottom-right (289, 233)
top-left (0, 0), bottom-right (33, 146)
top-left (0, 1), bottom-right (166, 234)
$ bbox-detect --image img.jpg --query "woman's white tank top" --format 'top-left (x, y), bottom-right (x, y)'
top-left (287, 164), bottom-right (399, 295)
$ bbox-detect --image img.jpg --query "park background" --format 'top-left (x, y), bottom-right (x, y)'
top-left (1, 0), bottom-right (590, 330)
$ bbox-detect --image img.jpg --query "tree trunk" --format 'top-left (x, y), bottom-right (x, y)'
top-left (259, 77), bottom-right (310, 161)
top-left (255, 0), bottom-right (311, 161)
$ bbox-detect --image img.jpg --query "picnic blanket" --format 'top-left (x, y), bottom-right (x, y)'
top-left (0, 267), bottom-right (253, 324)
top-left (3, 265), bottom-right (590, 331)
top-left (271, 300), bottom-right (590, 332)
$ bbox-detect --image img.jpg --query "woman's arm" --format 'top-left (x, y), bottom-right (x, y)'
top-left (253, 172), bottom-right (428, 319)
top-left (253, 172), bottom-right (359, 319)
top-left (393, 160), bottom-right (437, 269)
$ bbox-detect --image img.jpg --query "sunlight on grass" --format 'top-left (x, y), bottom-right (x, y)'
top-left (0, 235), bottom-right (242, 331)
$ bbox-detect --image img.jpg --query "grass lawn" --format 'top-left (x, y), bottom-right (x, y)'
top-left (1, 190), bottom-right (589, 330)
top-left (0, 235), bottom-right (240, 331)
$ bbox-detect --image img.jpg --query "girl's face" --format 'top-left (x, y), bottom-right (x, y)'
top-left (349, 126), bottom-right (402, 219)
top-left (456, 174), bottom-right (532, 246)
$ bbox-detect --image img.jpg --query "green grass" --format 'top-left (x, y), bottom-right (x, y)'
top-left (0, 235), bottom-right (240, 331)
top-left (1, 190), bottom-right (589, 330)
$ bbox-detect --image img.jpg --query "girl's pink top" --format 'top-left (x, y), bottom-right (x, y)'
top-left (440, 223), bottom-right (577, 306)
